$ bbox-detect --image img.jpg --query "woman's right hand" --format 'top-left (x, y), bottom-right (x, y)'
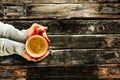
top-left (27, 23), bottom-right (50, 42)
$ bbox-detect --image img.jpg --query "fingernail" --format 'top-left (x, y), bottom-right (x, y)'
top-left (44, 27), bottom-right (48, 31)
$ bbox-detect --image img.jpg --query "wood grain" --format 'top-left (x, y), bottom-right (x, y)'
top-left (27, 64), bottom-right (120, 79)
top-left (1, 0), bottom-right (120, 79)
top-left (1, 0), bottom-right (120, 4)
top-left (0, 49), bottom-right (120, 66)
top-left (98, 64), bottom-right (120, 78)
top-left (0, 4), bottom-right (120, 19)
top-left (3, 20), bottom-right (120, 34)
top-left (0, 66), bottom-right (26, 80)
top-left (27, 66), bottom-right (98, 79)
top-left (0, 65), bottom-right (120, 79)
top-left (49, 34), bottom-right (120, 49)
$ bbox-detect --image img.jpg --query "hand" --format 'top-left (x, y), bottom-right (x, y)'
top-left (21, 49), bottom-right (37, 62)
top-left (21, 49), bottom-right (49, 62)
top-left (27, 23), bottom-right (50, 42)
top-left (22, 23), bottom-right (50, 62)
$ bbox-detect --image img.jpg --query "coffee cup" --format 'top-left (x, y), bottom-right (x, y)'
top-left (25, 26), bottom-right (48, 59)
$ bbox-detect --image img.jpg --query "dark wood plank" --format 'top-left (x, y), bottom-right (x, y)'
top-left (27, 78), bottom-right (120, 80)
top-left (27, 66), bottom-right (98, 79)
top-left (0, 33), bottom-right (118, 49)
top-left (1, 4), bottom-right (120, 19)
top-left (3, 20), bottom-right (120, 34)
top-left (49, 34), bottom-right (120, 49)
top-left (0, 65), bottom-right (120, 79)
top-left (0, 4), bottom-right (3, 18)
top-left (27, 64), bottom-right (120, 79)
top-left (0, 49), bottom-right (120, 66)
top-left (1, 0), bottom-right (120, 4)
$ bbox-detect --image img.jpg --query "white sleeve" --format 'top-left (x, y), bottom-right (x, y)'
top-left (0, 22), bottom-right (28, 42)
top-left (0, 38), bottom-right (24, 56)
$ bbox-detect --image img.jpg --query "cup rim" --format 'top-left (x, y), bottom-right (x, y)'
top-left (25, 35), bottom-right (48, 58)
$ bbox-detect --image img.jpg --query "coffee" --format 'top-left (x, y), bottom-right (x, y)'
top-left (26, 35), bottom-right (48, 58)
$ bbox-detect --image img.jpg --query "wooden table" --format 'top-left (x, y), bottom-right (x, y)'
top-left (0, 0), bottom-right (120, 79)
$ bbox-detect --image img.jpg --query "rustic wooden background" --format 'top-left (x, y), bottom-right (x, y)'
top-left (0, 0), bottom-right (120, 80)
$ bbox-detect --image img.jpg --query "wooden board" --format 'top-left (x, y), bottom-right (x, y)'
top-left (0, 49), bottom-right (120, 66)
top-left (27, 66), bottom-right (98, 79)
top-left (27, 64), bottom-right (120, 79)
top-left (1, 0), bottom-right (120, 4)
top-left (2, 20), bottom-right (120, 34)
top-left (0, 19), bottom-right (119, 79)
top-left (0, 66), bottom-right (26, 80)
top-left (49, 34), bottom-right (120, 49)
top-left (0, 4), bottom-right (120, 19)
top-left (0, 0), bottom-right (120, 79)
top-left (0, 65), bottom-right (119, 79)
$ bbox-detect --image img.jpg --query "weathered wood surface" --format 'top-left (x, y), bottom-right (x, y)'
top-left (2, 20), bottom-right (120, 34)
top-left (0, 4), bottom-right (120, 19)
top-left (49, 34), bottom-right (120, 49)
top-left (0, 19), bottom-right (119, 79)
top-left (0, 0), bottom-right (120, 79)
top-left (27, 66), bottom-right (98, 79)
top-left (0, 65), bottom-right (120, 80)
top-left (0, 49), bottom-right (120, 66)
top-left (0, 66), bottom-right (26, 80)
top-left (98, 64), bottom-right (120, 78)
top-left (27, 65), bottom-right (120, 79)
top-left (1, 0), bottom-right (120, 4)
top-left (2, 20), bottom-right (120, 49)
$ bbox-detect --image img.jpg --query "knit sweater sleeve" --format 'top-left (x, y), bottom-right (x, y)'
top-left (0, 22), bottom-right (28, 42)
top-left (0, 38), bottom-right (24, 56)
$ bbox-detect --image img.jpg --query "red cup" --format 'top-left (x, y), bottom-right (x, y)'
top-left (25, 26), bottom-right (49, 59)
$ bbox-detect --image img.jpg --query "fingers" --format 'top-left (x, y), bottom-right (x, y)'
top-left (42, 32), bottom-right (50, 42)
top-left (33, 23), bottom-right (50, 42)
top-left (37, 27), bottom-right (48, 33)
top-left (44, 27), bottom-right (48, 30)
top-left (32, 23), bottom-right (47, 32)
top-left (22, 49), bottom-right (37, 62)
top-left (28, 23), bottom-right (49, 38)
top-left (22, 49), bottom-right (49, 62)
top-left (28, 51), bottom-right (49, 62)
top-left (22, 50), bottom-right (49, 62)
top-left (27, 56), bottom-right (37, 62)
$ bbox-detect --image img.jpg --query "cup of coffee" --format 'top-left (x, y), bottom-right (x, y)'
top-left (25, 26), bottom-right (48, 59)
